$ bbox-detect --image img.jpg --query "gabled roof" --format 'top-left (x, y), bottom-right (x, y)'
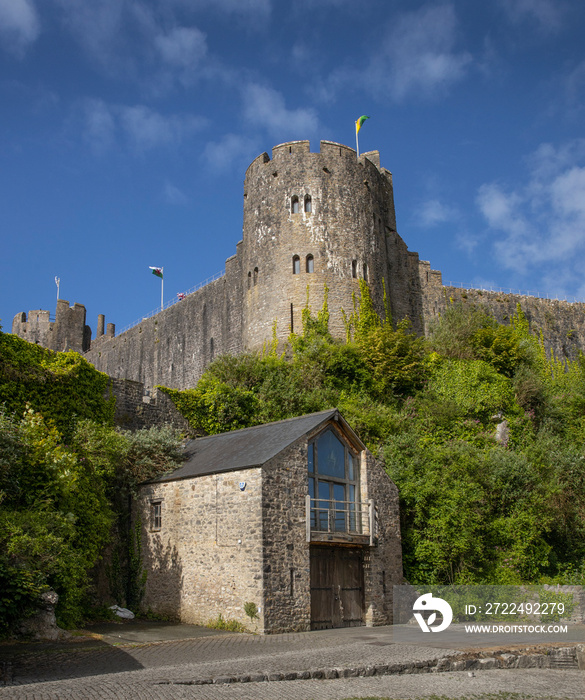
top-left (154, 408), bottom-right (361, 483)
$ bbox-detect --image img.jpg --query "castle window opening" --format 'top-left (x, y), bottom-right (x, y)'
top-left (306, 254), bottom-right (314, 273)
top-left (304, 195), bottom-right (312, 213)
top-left (253, 267), bottom-right (258, 286)
top-left (293, 255), bottom-right (300, 275)
top-left (151, 501), bottom-right (162, 531)
top-left (363, 263), bottom-right (368, 282)
top-left (210, 338), bottom-right (214, 360)
top-left (291, 196), bottom-right (299, 214)
top-left (290, 303), bottom-right (294, 332)
top-left (352, 260), bottom-right (357, 279)
top-left (248, 271), bottom-right (251, 289)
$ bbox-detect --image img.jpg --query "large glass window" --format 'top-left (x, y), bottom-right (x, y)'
top-left (308, 428), bottom-right (359, 532)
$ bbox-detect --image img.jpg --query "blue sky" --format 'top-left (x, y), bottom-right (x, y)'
top-left (2, 0), bottom-right (585, 337)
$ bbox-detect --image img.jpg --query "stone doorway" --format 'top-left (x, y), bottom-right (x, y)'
top-left (310, 545), bottom-right (365, 630)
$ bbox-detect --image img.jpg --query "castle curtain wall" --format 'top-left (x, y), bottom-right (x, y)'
top-left (85, 258), bottom-right (243, 389)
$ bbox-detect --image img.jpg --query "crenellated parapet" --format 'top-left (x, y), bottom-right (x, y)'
top-left (11, 301), bottom-right (112, 354)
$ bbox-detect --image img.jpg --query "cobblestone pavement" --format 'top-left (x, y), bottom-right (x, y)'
top-left (0, 624), bottom-right (583, 699)
top-left (0, 669), bottom-right (584, 699)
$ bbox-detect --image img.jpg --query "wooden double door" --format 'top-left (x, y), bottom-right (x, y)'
top-left (310, 546), bottom-right (365, 630)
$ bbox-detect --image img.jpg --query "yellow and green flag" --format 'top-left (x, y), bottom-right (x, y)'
top-left (355, 115), bottom-right (370, 135)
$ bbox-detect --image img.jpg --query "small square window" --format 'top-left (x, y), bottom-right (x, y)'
top-left (151, 501), bottom-right (162, 531)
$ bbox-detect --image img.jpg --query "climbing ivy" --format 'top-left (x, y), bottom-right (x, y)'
top-left (0, 332), bottom-right (115, 439)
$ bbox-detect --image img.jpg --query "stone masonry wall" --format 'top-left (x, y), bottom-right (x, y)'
top-left (361, 450), bottom-right (403, 626)
top-left (138, 468), bottom-right (264, 629)
top-left (85, 261), bottom-right (243, 390)
top-left (110, 378), bottom-right (190, 433)
top-left (261, 440), bottom-right (312, 634)
top-left (241, 140), bottom-right (405, 349)
top-left (418, 264), bottom-right (585, 359)
top-left (12, 299), bottom-right (90, 354)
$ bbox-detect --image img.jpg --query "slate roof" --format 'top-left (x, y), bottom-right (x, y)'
top-left (154, 408), bottom-right (360, 483)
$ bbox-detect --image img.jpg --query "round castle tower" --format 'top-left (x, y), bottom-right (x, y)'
top-left (241, 140), bottom-right (406, 349)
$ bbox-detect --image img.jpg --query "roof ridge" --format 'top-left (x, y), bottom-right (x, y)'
top-left (188, 408), bottom-right (338, 443)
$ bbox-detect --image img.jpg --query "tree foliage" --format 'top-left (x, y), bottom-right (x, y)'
top-left (0, 330), bottom-right (185, 633)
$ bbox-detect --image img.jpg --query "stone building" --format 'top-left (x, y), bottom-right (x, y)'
top-left (13, 139), bottom-right (585, 389)
top-left (137, 408), bottom-right (402, 634)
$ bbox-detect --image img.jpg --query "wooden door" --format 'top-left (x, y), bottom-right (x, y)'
top-left (310, 546), bottom-right (365, 630)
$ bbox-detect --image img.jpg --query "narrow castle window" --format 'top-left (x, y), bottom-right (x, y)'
top-left (304, 195), bottom-right (312, 213)
top-left (290, 303), bottom-right (294, 332)
top-left (352, 260), bottom-right (357, 279)
top-left (306, 254), bottom-right (314, 273)
top-left (247, 271), bottom-right (251, 289)
top-left (253, 267), bottom-right (258, 286)
top-left (151, 501), bottom-right (162, 531)
top-left (293, 255), bottom-right (300, 275)
top-left (210, 338), bottom-right (214, 360)
top-left (291, 196), bottom-right (299, 214)
top-left (363, 263), bottom-right (368, 282)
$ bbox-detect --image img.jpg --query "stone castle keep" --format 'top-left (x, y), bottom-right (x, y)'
top-left (13, 139), bottom-right (585, 390)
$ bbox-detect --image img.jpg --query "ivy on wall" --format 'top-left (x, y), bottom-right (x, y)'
top-left (0, 332), bottom-right (115, 439)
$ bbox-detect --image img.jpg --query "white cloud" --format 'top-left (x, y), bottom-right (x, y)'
top-left (242, 84), bottom-right (319, 138)
top-left (477, 140), bottom-right (585, 281)
top-left (163, 180), bottom-right (188, 205)
top-left (119, 105), bottom-right (204, 150)
top-left (498, 0), bottom-right (563, 32)
top-left (155, 26), bottom-right (207, 68)
top-left (83, 98), bottom-right (116, 153)
top-left (414, 198), bottom-right (459, 228)
top-left (81, 99), bottom-right (205, 152)
top-left (366, 3), bottom-right (472, 102)
top-left (164, 0), bottom-right (271, 17)
top-left (0, 0), bottom-right (40, 58)
top-left (54, 0), bottom-right (134, 74)
top-left (54, 1), bottom-right (212, 86)
top-left (202, 133), bottom-right (259, 173)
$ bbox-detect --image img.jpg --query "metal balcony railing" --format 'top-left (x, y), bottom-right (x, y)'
top-left (305, 496), bottom-right (375, 545)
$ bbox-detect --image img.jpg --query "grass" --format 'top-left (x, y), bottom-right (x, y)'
top-left (205, 613), bottom-right (248, 633)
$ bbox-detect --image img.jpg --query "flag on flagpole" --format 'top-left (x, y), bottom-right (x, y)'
top-left (355, 115), bottom-right (370, 135)
top-left (149, 266), bottom-right (163, 279)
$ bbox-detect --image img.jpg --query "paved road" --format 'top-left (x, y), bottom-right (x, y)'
top-left (2, 667), bottom-right (584, 700)
top-left (0, 622), bottom-right (583, 699)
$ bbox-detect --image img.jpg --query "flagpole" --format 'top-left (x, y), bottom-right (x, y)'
top-left (355, 121), bottom-right (359, 158)
top-left (161, 268), bottom-right (164, 310)
top-left (55, 276), bottom-right (60, 301)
